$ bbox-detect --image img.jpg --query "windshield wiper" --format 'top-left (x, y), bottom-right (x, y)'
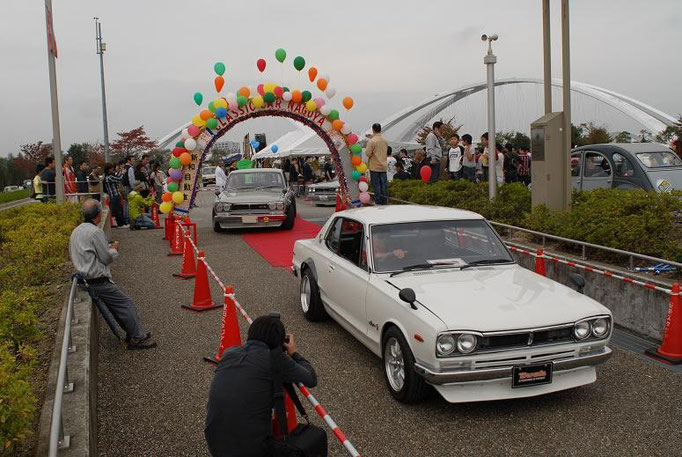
top-left (389, 261), bottom-right (465, 277)
top-left (459, 258), bottom-right (513, 270)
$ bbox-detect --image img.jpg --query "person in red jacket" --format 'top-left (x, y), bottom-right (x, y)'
top-left (63, 155), bottom-right (78, 202)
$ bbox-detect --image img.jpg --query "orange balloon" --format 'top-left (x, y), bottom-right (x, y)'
top-left (332, 119), bottom-right (344, 131)
top-left (179, 152), bottom-right (192, 166)
top-left (161, 192), bottom-right (173, 202)
top-left (200, 110), bottom-right (213, 121)
top-left (343, 97), bottom-right (354, 110)
top-left (351, 155), bottom-right (362, 166)
top-left (214, 76), bottom-right (225, 92)
top-left (238, 86), bottom-right (250, 98)
top-left (291, 90), bottom-right (303, 103)
top-left (316, 78), bottom-right (328, 91)
top-left (308, 67), bottom-right (318, 82)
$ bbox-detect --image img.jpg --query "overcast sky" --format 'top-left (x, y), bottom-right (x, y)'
top-left (1, 0), bottom-right (680, 156)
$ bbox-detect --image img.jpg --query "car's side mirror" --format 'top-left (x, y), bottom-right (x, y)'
top-left (569, 273), bottom-right (585, 293)
top-left (399, 288), bottom-right (418, 310)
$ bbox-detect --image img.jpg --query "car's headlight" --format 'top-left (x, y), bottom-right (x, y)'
top-left (268, 201), bottom-right (284, 211)
top-left (574, 321), bottom-right (591, 340)
top-left (591, 318), bottom-right (609, 338)
top-left (456, 334), bottom-right (477, 354)
top-left (215, 203), bottom-right (231, 212)
top-left (309, 188), bottom-right (315, 193)
top-left (436, 334), bottom-right (456, 356)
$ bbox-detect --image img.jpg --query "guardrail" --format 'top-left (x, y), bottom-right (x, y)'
top-left (48, 277), bottom-right (79, 456)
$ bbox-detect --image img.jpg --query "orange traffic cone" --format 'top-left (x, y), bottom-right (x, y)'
top-left (534, 248), bottom-right (546, 276)
top-left (182, 251), bottom-right (221, 312)
top-left (173, 229), bottom-right (197, 279)
top-left (151, 202), bottom-right (161, 229)
top-left (204, 286), bottom-right (242, 364)
top-left (273, 391), bottom-right (299, 437)
top-left (168, 219), bottom-right (184, 256)
top-left (163, 214), bottom-right (174, 241)
top-left (646, 283), bottom-right (682, 364)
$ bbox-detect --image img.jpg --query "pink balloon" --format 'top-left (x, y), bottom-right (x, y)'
top-left (188, 125), bottom-right (200, 137)
top-left (346, 133), bottom-right (358, 145)
top-left (314, 97), bottom-right (325, 108)
top-left (359, 192), bottom-right (371, 204)
top-left (228, 100), bottom-right (238, 111)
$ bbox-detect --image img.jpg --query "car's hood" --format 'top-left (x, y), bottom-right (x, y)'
top-left (645, 168), bottom-right (682, 191)
top-left (218, 189), bottom-right (283, 203)
top-left (386, 265), bottom-right (608, 331)
top-left (309, 180), bottom-right (339, 189)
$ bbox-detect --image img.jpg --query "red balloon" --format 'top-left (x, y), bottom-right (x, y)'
top-left (420, 165), bottom-right (432, 183)
top-left (187, 125), bottom-right (200, 137)
top-left (257, 58), bottom-right (266, 72)
top-left (172, 147), bottom-right (186, 157)
top-left (359, 176), bottom-right (368, 183)
top-left (257, 84), bottom-right (265, 96)
top-left (274, 86), bottom-right (284, 98)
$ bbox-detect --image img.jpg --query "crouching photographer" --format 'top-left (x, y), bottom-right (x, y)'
top-left (205, 313), bottom-right (326, 457)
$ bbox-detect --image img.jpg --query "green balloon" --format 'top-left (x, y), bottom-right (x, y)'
top-left (275, 48), bottom-right (287, 63)
top-left (206, 118), bottom-right (218, 129)
top-left (237, 95), bottom-right (248, 107)
top-left (167, 181), bottom-right (179, 192)
top-left (175, 141), bottom-right (185, 148)
top-left (350, 144), bottom-right (362, 155)
top-left (193, 92), bottom-right (203, 106)
top-left (302, 91), bottom-right (312, 103)
top-left (282, 87), bottom-right (290, 93)
top-left (208, 101), bottom-right (216, 113)
top-left (351, 170), bottom-right (361, 181)
top-left (293, 56), bottom-right (305, 71)
top-left (214, 61), bottom-right (225, 76)
top-left (264, 92), bottom-right (276, 104)
top-left (328, 109), bottom-right (339, 121)
top-left (169, 157), bottom-right (181, 169)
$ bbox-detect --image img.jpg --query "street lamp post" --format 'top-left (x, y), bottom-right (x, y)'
top-left (44, 0), bottom-right (64, 203)
top-left (94, 17), bottom-right (110, 163)
top-left (482, 33), bottom-right (498, 200)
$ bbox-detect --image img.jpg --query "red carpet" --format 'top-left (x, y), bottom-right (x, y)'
top-left (242, 217), bottom-right (322, 268)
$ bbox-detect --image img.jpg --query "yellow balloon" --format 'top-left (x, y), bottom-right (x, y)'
top-left (356, 163), bottom-right (367, 174)
top-left (264, 82), bottom-right (276, 93)
top-left (252, 95), bottom-right (264, 108)
top-left (214, 98), bottom-right (227, 109)
top-left (305, 100), bottom-right (317, 111)
top-left (192, 114), bottom-right (205, 127)
top-left (172, 191), bottom-right (184, 204)
top-left (159, 201), bottom-right (173, 214)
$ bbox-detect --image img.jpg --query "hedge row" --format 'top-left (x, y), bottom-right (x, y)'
top-left (388, 179), bottom-right (682, 262)
top-left (0, 203), bottom-right (81, 454)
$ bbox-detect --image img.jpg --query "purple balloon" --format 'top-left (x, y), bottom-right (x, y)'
top-left (169, 169), bottom-right (183, 181)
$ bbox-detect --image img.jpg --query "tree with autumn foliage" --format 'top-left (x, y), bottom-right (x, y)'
top-left (19, 141), bottom-right (53, 164)
top-left (110, 126), bottom-right (158, 159)
top-left (416, 117), bottom-right (462, 149)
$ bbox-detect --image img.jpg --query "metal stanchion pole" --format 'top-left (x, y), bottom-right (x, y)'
top-left (482, 33), bottom-right (498, 200)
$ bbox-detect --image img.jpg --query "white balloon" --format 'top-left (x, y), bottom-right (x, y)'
top-left (341, 123), bottom-right (352, 135)
top-left (226, 92), bottom-right (237, 103)
top-left (181, 128), bottom-right (190, 139)
top-left (319, 105), bottom-right (331, 116)
top-left (228, 100), bottom-right (238, 111)
top-left (358, 181), bottom-right (369, 192)
top-left (282, 91), bottom-right (293, 102)
top-left (325, 86), bottom-right (336, 98)
top-left (184, 138), bottom-right (197, 151)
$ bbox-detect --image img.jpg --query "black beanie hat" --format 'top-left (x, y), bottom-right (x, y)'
top-left (247, 315), bottom-right (286, 349)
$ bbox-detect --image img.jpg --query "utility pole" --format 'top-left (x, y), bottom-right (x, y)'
top-left (44, 0), bottom-right (64, 203)
top-left (482, 33), bottom-right (498, 200)
top-left (94, 17), bottom-right (110, 163)
top-left (542, 0), bottom-right (552, 114)
top-left (561, 0), bottom-right (572, 202)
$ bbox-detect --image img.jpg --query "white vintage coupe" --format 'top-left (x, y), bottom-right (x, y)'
top-left (291, 205), bottom-right (612, 403)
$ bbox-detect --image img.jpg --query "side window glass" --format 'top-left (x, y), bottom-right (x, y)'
top-left (571, 153), bottom-right (582, 177)
top-left (612, 153), bottom-right (635, 177)
top-left (325, 218), bottom-right (342, 254)
top-left (584, 152), bottom-right (611, 178)
top-left (338, 219), bottom-right (364, 267)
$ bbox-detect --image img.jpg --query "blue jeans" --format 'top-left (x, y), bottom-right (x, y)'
top-left (135, 213), bottom-right (156, 229)
top-left (370, 171), bottom-right (388, 205)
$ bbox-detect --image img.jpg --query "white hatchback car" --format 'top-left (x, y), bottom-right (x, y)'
top-left (292, 205), bottom-right (613, 403)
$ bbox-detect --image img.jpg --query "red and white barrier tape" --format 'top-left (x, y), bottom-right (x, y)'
top-left (177, 228), bottom-right (361, 456)
top-left (185, 230), bottom-right (199, 254)
top-left (508, 245), bottom-right (676, 295)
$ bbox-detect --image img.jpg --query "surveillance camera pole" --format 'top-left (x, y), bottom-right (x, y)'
top-left (483, 35), bottom-right (498, 200)
top-left (95, 17), bottom-right (110, 163)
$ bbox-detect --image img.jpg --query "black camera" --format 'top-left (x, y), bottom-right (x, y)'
top-left (269, 311), bottom-right (290, 345)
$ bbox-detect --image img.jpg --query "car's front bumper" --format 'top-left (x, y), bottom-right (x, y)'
top-left (308, 193), bottom-right (337, 205)
top-left (214, 213), bottom-right (286, 229)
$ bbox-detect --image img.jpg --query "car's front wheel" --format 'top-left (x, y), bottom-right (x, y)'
top-left (300, 269), bottom-right (327, 321)
top-left (280, 204), bottom-right (296, 230)
top-left (382, 327), bottom-right (428, 403)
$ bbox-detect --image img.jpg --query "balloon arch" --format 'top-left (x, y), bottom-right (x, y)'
top-left (159, 50), bottom-right (367, 215)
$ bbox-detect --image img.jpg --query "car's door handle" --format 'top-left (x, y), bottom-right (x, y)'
top-left (328, 264), bottom-right (335, 272)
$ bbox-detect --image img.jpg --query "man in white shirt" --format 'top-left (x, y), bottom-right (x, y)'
top-left (215, 161), bottom-right (228, 192)
top-left (425, 121), bottom-right (443, 183)
top-left (386, 147), bottom-right (397, 182)
top-left (448, 134), bottom-right (464, 180)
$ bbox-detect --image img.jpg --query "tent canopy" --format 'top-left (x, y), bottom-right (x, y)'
top-left (252, 129), bottom-right (330, 159)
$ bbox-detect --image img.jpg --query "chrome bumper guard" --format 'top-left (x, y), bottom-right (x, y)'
top-left (414, 347), bottom-right (612, 385)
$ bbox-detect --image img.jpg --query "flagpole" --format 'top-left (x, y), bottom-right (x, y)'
top-left (44, 0), bottom-right (64, 203)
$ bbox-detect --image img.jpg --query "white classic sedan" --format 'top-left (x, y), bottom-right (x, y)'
top-left (291, 205), bottom-right (613, 403)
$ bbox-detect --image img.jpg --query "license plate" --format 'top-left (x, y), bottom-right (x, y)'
top-left (241, 216), bottom-right (258, 223)
top-left (512, 363), bottom-right (553, 388)
top-left (318, 195), bottom-right (328, 200)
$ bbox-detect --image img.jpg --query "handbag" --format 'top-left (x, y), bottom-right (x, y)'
top-left (270, 348), bottom-right (328, 457)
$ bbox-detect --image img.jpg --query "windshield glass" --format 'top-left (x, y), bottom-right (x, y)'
top-left (371, 220), bottom-right (512, 273)
top-left (635, 151), bottom-right (682, 168)
top-left (226, 171), bottom-right (284, 190)
top-left (202, 167), bottom-right (216, 175)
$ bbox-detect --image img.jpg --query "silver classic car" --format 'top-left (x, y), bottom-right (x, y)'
top-left (306, 180), bottom-right (340, 206)
top-left (212, 168), bottom-right (296, 231)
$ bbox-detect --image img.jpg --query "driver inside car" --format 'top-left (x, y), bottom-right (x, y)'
top-left (372, 235), bottom-right (408, 271)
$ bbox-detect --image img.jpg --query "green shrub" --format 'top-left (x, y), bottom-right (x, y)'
top-left (0, 343), bottom-right (36, 453)
top-left (0, 189), bottom-right (29, 205)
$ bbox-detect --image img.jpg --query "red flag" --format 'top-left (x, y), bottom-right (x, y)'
top-left (46, 6), bottom-right (58, 58)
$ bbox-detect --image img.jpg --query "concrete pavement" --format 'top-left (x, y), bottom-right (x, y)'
top-left (97, 192), bottom-right (682, 456)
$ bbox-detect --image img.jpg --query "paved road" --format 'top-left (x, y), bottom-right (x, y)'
top-left (0, 197), bottom-right (35, 211)
top-left (98, 192), bottom-right (682, 456)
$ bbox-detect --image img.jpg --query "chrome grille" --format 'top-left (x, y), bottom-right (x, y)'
top-left (230, 203), bottom-right (269, 211)
top-left (478, 325), bottom-right (574, 352)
